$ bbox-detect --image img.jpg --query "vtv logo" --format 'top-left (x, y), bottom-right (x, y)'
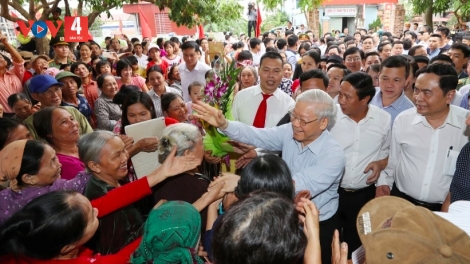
top-left (17, 20), bottom-right (63, 38)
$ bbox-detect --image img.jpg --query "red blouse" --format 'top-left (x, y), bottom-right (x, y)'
top-left (0, 177), bottom-right (151, 264)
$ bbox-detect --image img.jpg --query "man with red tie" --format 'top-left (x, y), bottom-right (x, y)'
top-left (232, 52), bottom-right (295, 127)
top-left (231, 52), bottom-right (295, 161)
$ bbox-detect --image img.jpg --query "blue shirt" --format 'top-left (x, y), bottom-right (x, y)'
top-left (428, 48), bottom-right (441, 59)
top-left (460, 92), bottom-right (469, 110)
top-left (370, 90), bottom-right (414, 124)
top-left (61, 94), bottom-right (93, 121)
top-left (223, 121), bottom-right (346, 221)
top-left (450, 142), bottom-right (470, 203)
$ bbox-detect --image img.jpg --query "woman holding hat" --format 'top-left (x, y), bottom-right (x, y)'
top-left (0, 32), bottom-right (25, 117)
top-left (56, 71), bottom-right (93, 123)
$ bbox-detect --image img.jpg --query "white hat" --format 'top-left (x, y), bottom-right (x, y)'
top-left (148, 44), bottom-right (160, 51)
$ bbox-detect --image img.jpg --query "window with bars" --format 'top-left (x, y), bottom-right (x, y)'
top-left (154, 13), bottom-right (172, 34)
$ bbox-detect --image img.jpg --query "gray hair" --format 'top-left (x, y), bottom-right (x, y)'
top-left (78, 130), bottom-right (117, 173)
top-left (296, 89), bottom-right (337, 125)
top-left (158, 123), bottom-right (201, 163)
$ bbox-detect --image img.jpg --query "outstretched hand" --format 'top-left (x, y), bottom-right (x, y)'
top-left (192, 101), bottom-right (228, 129)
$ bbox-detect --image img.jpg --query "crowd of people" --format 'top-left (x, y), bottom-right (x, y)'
top-left (0, 19), bottom-right (470, 264)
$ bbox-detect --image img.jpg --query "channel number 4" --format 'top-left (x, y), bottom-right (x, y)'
top-left (71, 17), bottom-right (82, 35)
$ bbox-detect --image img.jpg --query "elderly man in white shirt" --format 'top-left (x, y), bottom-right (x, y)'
top-left (329, 72), bottom-right (391, 257)
top-left (178, 41), bottom-right (211, 102)
top-left (377, 63), bottom-right (470, 212)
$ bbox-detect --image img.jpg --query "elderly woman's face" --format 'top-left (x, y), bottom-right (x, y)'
top-left (241, 68), bottom-right (256, 88)
top-left (165, 97), bottom-right (188, 122)
top-left (24, 144), bottom-right (62, 186)
top-left (101, 76), bottom-right (119, 99)
top-left (93, 136), bottom-right (129, 180)
top-left (51, 108), bottom-right (80, 143)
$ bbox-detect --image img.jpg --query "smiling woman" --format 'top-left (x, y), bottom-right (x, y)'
top-left (33, 107), bottom-right (85, 180)
top-left (95, 74), bottom-right (122, 131)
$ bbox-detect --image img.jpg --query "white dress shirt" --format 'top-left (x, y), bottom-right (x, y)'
top-left (232, 85), bottom-right (295, 128)
top-left (330, 105), bottom-right (391, 189)
top-left (178, 61), bottom-right (211, 102)
top-left (378, 105), bottom-right (470, 203)
top-left (134, 54), bottom-right (148, 69)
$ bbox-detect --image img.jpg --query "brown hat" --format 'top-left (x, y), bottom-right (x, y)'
top-left (30, 54), bottom-right (50, 65)
top-left (357, 196), bottom-right (470, 263)
top-left (18, 51), bottom-right (34, 61)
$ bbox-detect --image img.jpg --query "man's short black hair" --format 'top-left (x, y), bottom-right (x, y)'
top-left (415, 63), bottom-right (458, 95)
top-left (437, 27), bottom-right (450, 37)
top-left (380, 56), bottom-right (410, 79)
top-left (259, 52), bottom-right (283, 67)
top-left (299, 69), bottom-right (329, 89)
top-left (449, 43), bottom-right (470, 58)
top-left (276, 38), bottom-right (287, 50)
top-left (287, 35), bottom-right (298, 47)
top-left (237, 50), bottom-right (253, 61)
top-left (343, 47), bottom-right (364, 60)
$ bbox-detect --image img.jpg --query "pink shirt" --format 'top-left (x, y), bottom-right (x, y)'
top-left (116, 76), bottom-right (146, 91)
top-left (0, 61), bottom-right (25, 113)
top-left (57, 153), bottom-right (86, 180)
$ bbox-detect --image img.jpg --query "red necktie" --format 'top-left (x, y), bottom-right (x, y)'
top-left (253, 93), bottom-right (273, 128)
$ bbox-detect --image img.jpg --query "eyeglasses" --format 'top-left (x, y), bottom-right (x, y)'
top-left (289, 111), bottom-right (318, 126)
top-left (42, 86), bottom-right (62, 97)
top-left (345, 57), bottom-right (362, 62)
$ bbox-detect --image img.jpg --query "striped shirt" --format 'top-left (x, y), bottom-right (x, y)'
top-left (148, 86), bottom-right (182, 117)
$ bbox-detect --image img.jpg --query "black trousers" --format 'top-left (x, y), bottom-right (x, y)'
top-left (247, 20), bottom-right (256, 38)
top-left (338, 185), bottom-right (376, 259)
top-left (319, 210), bottom-right (339, 264)
top-left (391, 183), bottom-right (442, 211)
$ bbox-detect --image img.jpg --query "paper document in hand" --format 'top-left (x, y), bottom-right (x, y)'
top-left (124, 117), bottom-right (167, 178)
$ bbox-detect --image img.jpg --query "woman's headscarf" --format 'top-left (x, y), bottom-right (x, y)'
top-left (131, 200), bottom-right (203, 264)
top-left (0, 139), bottom-right (27, 181)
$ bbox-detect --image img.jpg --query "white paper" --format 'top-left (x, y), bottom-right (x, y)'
top-left (434, 201), bottom-right (470, 236)
top-left (124, 117), bottom-right (167, 178)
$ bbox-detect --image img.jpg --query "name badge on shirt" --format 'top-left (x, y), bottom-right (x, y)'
top-left (443, 149), bottom-right (459, 176)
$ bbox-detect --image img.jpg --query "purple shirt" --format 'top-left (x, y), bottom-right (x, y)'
top-left (0, 171), bottom-right (91, 225)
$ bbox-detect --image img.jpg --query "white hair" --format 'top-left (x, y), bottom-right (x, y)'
top-left (158, 123), bottom-right (201, 163)
top-left (296, 89), bottom-right (337, 125)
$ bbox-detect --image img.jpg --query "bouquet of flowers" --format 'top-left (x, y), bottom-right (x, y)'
top-left (201, 59), bottom-right (241, 169)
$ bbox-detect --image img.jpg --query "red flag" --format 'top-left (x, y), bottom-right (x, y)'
top-left (138, 6), bottom-right (152, 38)
top-left (119, 19), bottom-right (123, 34)
top-left (255, 5), bottom-right (262, 37)
top-left (198, 24), bottom-right (205, 39)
